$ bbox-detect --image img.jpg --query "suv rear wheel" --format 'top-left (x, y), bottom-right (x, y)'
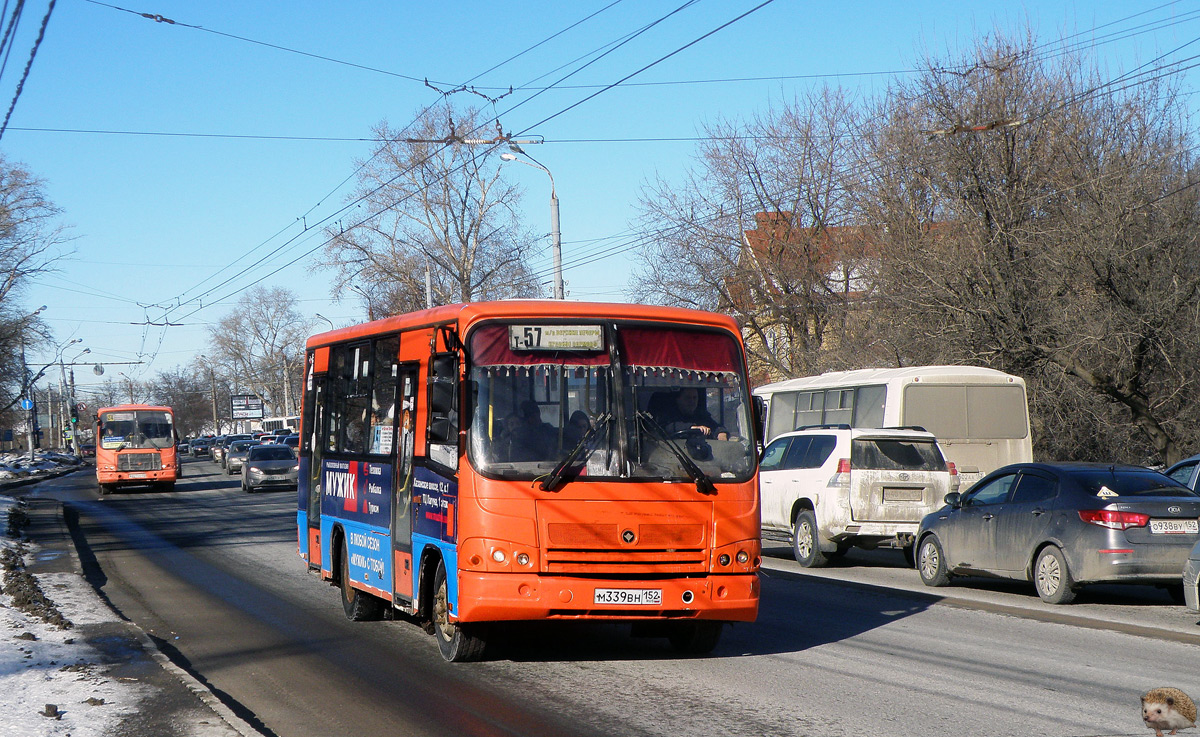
top-left (792, 509), bottom-right (828, 568)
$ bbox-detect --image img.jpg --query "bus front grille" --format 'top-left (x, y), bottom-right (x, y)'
top-left (117, 453), bottom-right (162, 471)
top-left (545, 549), bottom-right (708, 574)
top-left (542, 522), bottom-right (709, 574)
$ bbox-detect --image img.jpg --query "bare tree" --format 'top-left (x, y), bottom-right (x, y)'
top-left (0, 156), bottom-right (69, 411)
top-left (148, 367), bottom-right (209, 438)
top-left (631, 89), bottom-right (880, 381)
top-left (319, 102), bottom-right (539, 314)
top-left (206, 286), bottom-right (307, 417)
top-left (862, 34), bottom-right (1200, 465)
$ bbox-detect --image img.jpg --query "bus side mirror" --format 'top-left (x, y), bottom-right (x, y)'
top-left (752, 396), bottom-right (766, 444)
top-left (428, 355), bottom-right (459, 445)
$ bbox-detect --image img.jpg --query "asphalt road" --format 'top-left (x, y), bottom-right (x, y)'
top-left (26, 458), bottom-right (1200, 737)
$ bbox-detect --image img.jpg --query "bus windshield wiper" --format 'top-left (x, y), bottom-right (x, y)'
top-left (635, 411), bottom-right (716, 495)
top-left (540, 414), bottom-right (611, 492)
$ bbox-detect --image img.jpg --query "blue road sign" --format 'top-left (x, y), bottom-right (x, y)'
top-left (18, 398), bottom-right (33, 410)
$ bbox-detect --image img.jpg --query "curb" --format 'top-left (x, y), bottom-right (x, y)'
top-left (13, 484), bottom-right (267, 737)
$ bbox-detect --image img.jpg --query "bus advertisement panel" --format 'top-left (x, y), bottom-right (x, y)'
top-left (297, 301), bottom-right (761, 661)
top-left (94, 404), bottom-right (180, 494)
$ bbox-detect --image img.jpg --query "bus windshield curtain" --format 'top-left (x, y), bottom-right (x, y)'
top-left (616, 327), bottom-right (741, 374)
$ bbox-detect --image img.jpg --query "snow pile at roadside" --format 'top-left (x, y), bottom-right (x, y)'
top-left (0, 451), bottom-right (84, 480)
top-left (0, 496), bottom-right (153, 736)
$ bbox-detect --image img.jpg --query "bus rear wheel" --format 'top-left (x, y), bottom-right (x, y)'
top-left (339, 541), bottom-right (383, 621)
top-left (432, 560), bottom-right (486, 662)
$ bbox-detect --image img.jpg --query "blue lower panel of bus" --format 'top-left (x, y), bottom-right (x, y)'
top-left (411, 533), bottom-right (458, 611)
top-left (324, 517), bottom-right (392, 598)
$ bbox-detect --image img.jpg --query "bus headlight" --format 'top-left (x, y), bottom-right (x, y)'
top-left (491, 549), bottom-right (507, 564)
top-left (515, 552), bottom-right (530, 567)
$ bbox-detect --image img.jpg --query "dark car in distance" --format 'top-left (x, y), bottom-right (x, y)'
top-left (915, 462), bottom-right (1200, 604)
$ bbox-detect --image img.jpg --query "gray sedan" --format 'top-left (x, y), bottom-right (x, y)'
top-left (225, 440), bottom-right (257, 475)
top-left (241, 445), bottom-right (299, 493)
top-left (915, 462), bottom-right (1200, 604)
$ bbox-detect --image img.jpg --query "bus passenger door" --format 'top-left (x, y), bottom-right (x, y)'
top-left (392, 364), bottom-right (420, 603)
top-left (303, 355), bottom-right (327, 571)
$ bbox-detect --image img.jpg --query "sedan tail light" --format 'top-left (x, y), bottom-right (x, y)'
top-left (1078, 509), bottom-right (1150, 530)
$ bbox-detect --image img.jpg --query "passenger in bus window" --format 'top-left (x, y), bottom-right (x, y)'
top-left (657, 388), bottom-right (728, 440)
top-left (509, 400), bottom-right (557, 461)
top-left (564, 410), bottom-right (592, 448)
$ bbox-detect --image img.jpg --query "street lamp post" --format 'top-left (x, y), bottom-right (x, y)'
top-left (54, 338), bottom-right (82, 452)
top-left (500, 150), bottom-right (564, 300)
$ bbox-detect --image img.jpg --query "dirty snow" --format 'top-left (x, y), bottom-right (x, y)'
top-left (0, 496), bottom-right (244, 737)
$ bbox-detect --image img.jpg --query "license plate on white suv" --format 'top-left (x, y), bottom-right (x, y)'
top-left (593, 588), bottom-right (662, 605)
top-left (1150, 519), bottom-right (1199, 534)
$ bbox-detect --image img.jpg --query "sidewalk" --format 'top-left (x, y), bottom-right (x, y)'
top-left (2, 491), bottom-right (264, 737)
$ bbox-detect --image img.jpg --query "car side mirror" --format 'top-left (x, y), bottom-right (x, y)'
top-left (944, 492), bottom-right (961, 508)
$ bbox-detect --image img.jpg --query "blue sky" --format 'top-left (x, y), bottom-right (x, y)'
top-left (4, 0), bottom-right (1197, 396)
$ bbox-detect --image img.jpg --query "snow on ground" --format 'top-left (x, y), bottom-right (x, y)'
top-left (0, 496), bottom-right (155, 736)
top-left (0, 495), bottom-right (245, 737)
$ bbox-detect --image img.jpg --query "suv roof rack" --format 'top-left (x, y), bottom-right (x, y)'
top-left (882, 425), bottom-right (927, 432)
top-left (793, 423), bottom-right (852, 431)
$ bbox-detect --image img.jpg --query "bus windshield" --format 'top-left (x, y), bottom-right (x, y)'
top-left (468, 322), bottom-right (755, 483)
top-left (99, 410), bottom-right (174, 450)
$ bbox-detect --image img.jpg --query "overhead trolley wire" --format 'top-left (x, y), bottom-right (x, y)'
top-left (157, 1), bottom-right (782, 336)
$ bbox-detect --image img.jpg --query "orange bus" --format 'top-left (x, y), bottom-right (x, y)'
top-left (95, 404), bottom-right (180, 494)
top-left (297, 301), bottom-right (761, 661)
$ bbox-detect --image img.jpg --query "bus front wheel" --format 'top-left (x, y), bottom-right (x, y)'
top-left (432, 560), bottom-right (486, 662)
top-left (667, 621), bottom-right (722, 654)
top-left (339, 541), bottom-right (383, 621)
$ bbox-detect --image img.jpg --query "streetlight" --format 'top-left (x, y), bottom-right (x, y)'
top-left (500, 149), bottom-right (564, 300)
top-left (53, 339), bottom-right (83, 453)
top-left (348, 284), bottom-right (377, 321)
top-left (313, 313), bottom-right (335, 331)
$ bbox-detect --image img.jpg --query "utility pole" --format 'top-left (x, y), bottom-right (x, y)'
top-left (209, 368), bottom-right (219, 434)
top-left (68, 368), bottom-right (78, 455)
top-left (22, 342), bottom-right (33, 461)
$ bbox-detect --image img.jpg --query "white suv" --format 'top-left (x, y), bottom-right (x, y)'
top-left (759, 425), bottom-right (957, 567)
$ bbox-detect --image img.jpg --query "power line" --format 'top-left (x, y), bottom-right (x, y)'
top-left (0, 0), bottom-right (52, 140)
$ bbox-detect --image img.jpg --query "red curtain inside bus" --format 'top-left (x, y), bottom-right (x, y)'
top-left (616, 327), bottom-right (741, 373)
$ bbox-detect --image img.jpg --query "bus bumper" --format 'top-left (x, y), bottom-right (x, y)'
top-left (97, 469), bottom-right (177, 485)
top-left (455, 572), bottom-right (759, 623)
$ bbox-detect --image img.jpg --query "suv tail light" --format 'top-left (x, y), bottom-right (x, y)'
top-left (1078, 509), bottom-right (1149, 530)
top-left (947, 461), bottom-right (958, 477)
top-left (836, 458), bottom-right (851, 474)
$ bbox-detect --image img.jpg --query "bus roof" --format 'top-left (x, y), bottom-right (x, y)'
top-left (754, 365), bottom-right (1024, 395)
top-left (95, 404), bottom-right (174, 414)
top-left (305, 300), bottom-right (743, 349)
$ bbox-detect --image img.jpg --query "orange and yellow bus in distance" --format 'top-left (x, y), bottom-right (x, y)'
top-left (297, 301), bottom-right (761, 661)
top-left (94, 404), bottom-right (180, 494)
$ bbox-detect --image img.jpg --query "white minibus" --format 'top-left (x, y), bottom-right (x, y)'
top-left (754, 365), bottom-right (1032, 484)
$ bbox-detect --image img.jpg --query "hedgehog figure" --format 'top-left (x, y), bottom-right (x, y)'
top-left (1143, 687), bottom-right (1197, 737)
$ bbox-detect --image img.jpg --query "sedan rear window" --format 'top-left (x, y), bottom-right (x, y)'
top-left (1070, 469), bottom-right (1198, 497)
top-left (852, 438), bottom-right (946, 471)
top-left (249, 447), bottom-right (296, 461)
